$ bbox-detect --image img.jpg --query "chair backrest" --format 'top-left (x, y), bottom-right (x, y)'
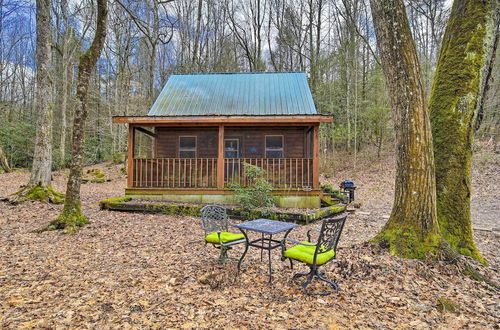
top-left (200, 205), bottom-right (228, 233)
top-left (313, 213), bottom-right (348, 264)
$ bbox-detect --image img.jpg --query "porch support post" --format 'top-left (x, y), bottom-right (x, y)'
top-left (217, 124), bottom-right (225, 188)
top-left (127, 124), bottom-right (135, 188)
top-left (312, 124), bottom-right (319, 189)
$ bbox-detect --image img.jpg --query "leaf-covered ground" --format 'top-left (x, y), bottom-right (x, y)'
top-left (1, 149), bottom-right (498, 328)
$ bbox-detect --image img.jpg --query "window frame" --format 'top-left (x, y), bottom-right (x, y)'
top-left (178, 135), bottom-right (197, 158)
top-left (265, 135), bottom-right (284, 158)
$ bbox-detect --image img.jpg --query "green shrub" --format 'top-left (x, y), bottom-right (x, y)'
top-left (231, 163), bottom-right (276, 210)
top-left (112, 152), bottom-right (125, 164)
top-left (0, 121), bottom-right (35, 168)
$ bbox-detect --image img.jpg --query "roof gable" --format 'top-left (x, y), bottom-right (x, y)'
top-left (148, 72), bottom-right (317, 116)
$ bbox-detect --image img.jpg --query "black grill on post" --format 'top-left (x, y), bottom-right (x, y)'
top-left (340, 181), bottom-right (356, 203)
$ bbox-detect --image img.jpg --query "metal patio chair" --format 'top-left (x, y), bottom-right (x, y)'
top-left (282, 213), bottom-right (348, 296)
top-left (200, 205), bottom-right (245, 263)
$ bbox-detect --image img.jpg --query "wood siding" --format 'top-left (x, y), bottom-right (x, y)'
top-left (156, 127), bottom-right (218, 158)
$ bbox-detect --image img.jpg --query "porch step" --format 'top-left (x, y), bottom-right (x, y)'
top-left (320, 195), bottom-right (342, 207)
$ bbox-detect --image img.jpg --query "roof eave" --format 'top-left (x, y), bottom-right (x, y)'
top-left (112, 115), bottom-right (333, 125)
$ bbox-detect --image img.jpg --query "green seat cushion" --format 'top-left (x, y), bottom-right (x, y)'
top-left (205, 232), bottom-right (245, 244)
top-left (284, 241), bottom-right (335, 265)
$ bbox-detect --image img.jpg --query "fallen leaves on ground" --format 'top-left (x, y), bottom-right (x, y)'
top-left (0, 152), bottom-right (498, 328)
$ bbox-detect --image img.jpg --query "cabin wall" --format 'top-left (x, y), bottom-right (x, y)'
top-left (154, 126), bottom-right (308, 158)
top-left (155, 128), bottom-right (218, 158)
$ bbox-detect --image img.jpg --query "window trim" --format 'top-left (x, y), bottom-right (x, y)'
top-left (178, 135), bottom-right (197, 158)
top-left (265, 135), bottom-right (284, 158)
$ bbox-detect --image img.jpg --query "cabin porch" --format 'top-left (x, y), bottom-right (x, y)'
top-left (113, 115), bottom-right (332, 208)
top-left (129, 124), bottom-right (317, 189)
top-left (122, 123), bottom-right (327, 208)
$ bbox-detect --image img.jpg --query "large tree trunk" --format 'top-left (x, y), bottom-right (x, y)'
top-left (29, 0), bottom-right (53, 187)
top-left (50, 0), bottom-right (108, 233)
top-left (370, 0), bottom-right (442, 258)
top-left (429, 0), bottom-right (494, 264)
top-left (0, 144), bottom-right (11, 173)
top-left (8, 0), bottom-right (63, 204)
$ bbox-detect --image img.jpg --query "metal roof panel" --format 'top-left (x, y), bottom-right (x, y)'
top-left (147, 72), bottom-right (317, 116)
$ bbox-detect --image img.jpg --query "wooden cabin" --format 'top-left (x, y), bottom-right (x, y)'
top-left (112, 72), bottom-right (332, 208)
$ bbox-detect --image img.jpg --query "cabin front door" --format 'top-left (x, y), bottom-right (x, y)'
top-left (224, 137), bottom-right (242, 184)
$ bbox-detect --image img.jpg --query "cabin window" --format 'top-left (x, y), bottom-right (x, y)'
top-left (179, 136), bottom-right (196, 158)
top-left (265, 135), bottom-right (284, 158)
top-left (224, 139), bottom-right (239, 158)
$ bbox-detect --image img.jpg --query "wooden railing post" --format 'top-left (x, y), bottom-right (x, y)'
top-left (127, 124), bottom-right (135, 188)
top-left (312, 124), bottom-right (319, 189)
top-left (217, 124), bottom-right (225, 188)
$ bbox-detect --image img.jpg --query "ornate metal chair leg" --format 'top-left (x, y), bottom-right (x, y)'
top-left (292, 271), bottom-right (309, 281)
top-left (301, 269), bottom-right (316, 295)
top-left (315, 271), bottom-right (339, 296)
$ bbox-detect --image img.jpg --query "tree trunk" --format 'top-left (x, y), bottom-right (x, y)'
top-left (59, 59), bottom-right (68, 169)
top-left (51, 0), bottom-right (108, 233)
top-left (7, 0), bottom-right (65, 205)
top-left (192, 0), bottom-right (203, 67)
top-left (429, 0), bottom-right (494, 264)
top-left (370, 0), bottom-right (442, 258)
top-left (475, 4), bottom-right (499, 133)
top-left (59, 27), bottom-right (73, 169)
top-left (30, 0), bottom-right (53, 187)
top-left (0, 143), bottom-right (11, 173)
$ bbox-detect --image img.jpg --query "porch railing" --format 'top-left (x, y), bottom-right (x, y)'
top-left (224, 158), bottom-right (313, 188)
top-left (133, 158), bottom-right (218, 188)
top-left (131, 158), bottom-right (313, 189)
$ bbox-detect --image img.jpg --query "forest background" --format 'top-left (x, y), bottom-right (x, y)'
top-left (0, 0), bottom-right (498, 170)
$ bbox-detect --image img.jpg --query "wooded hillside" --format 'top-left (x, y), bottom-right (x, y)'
top-left (1, 0), bottom-right (497, 169)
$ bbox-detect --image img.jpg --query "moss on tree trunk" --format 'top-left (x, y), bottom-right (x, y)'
top-left (429, 0), bottom-right (493, 264)
top-left (370, 0), bottom-right (443, 258)
top-left (8, 185), bottom-right (64, 205)
top-left (49, 200), bottom-right (89, 234)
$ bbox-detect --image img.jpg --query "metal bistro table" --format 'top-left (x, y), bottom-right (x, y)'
top-left (235, 219), bottom-right (299, 283)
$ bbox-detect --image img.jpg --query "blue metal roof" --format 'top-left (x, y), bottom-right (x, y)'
top-left (148, 72), bottom-right (317, 116)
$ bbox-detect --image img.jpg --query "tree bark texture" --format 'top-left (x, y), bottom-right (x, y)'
top-left (429, 0), bottom-right (493, 263)
top-left (0, 144), bottom-right (11, 172)
top-left (370, 0), bottom-right (441, 258)
top-left (30, 0), bottom-right (53, 187)
top-left (53, 0), bottom-right (108, 232)
top-left (475, 2), bottom-right (499, 132)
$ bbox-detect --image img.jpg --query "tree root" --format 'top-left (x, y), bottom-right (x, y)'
top-left (37, 200), bottom-right (88, 234)
top-left (461, 263), bottom-right (499, 289)
top-left (376, 235), bottom-right (498, 290)
top-left (436, 242), bottom-right (499, 289)
top-left (7, 185), bottom-right (64, 205)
